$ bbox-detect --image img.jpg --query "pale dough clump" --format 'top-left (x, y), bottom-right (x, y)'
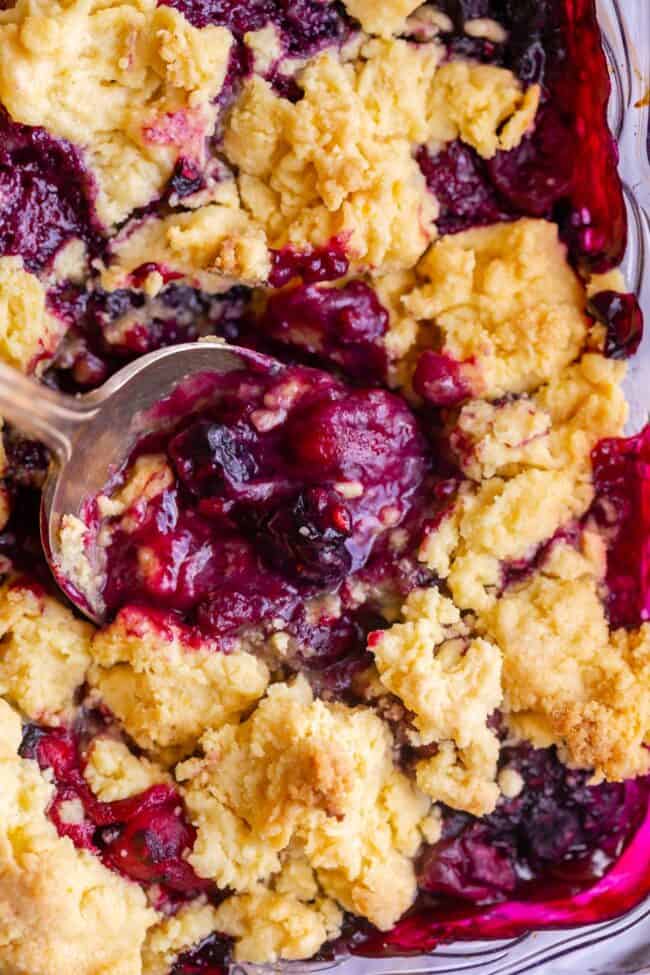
top-left (89, 606), bottom-right (270, 761)
top-left (0, 0), bottom-right (232, 226)
top-left (101, 195), bottom-right (271, 295)
top-left (0, 698), bottom-right (157, 975)
top-left (84, 737), bottom-right (170, 802)
top-left (427, 61), bottom-right (541, 158)
top-left (224, 44), bottom-right (440, 274)
top-left (342, 0), bottom-right (423, 36)
top-left (484, 544), bottom-right (650, 782)
top-left (0, 256), bottom-right (63, 372)
top-left (420, 355), bottom-right (627, 613)
top-left (447, 354), bottom-right (627, 483)
top-left (370, 588), bottom-right (502, 815)
top-left (212, 855), bottom-right (343, 964)
top-left (224, 43), bottom-right (537, 275)
top-left (383, 219), bottom-right (587, 398)
top-left (177, 675), bottom-right (430, 947)
top-left (0, 580), bottom-right (93, 721)
top-left (439, 470), bottom-right (593, 614)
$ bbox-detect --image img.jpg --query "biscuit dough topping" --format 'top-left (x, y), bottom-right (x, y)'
top-left (0, 0), bottom-right (648, 972)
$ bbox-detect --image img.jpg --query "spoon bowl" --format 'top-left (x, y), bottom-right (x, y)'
top-left (0, 341), bottom-right (253, 623)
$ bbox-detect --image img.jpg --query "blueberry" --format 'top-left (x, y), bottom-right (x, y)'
top-left (253, 488), bottom-right (353, 588)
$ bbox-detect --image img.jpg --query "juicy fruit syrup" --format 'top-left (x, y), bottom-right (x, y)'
top-left (0, 0), bottom-right (647, 962)
top-left (0, 108), bottom-right (103, 273)
top-left (19, 720), bottom-right (213, 912)
top-left (97, 358), bottom-right (429, 698)
top-left (356, 746), bottom-right (650, 957)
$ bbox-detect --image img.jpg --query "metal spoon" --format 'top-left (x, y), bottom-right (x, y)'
top-left (0, 342), bottom-right (251, 624)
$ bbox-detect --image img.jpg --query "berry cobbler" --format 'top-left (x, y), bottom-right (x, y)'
top-left (0, 0), bottom-right (649, 972)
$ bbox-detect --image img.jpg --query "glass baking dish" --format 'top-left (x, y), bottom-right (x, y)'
top-left (229, 2), bottom-right (650, 974)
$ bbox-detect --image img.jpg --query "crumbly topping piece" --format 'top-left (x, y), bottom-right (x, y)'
top-left (441, 470), bottom-right (593, 613)
top-left (445, 355), bottom-right (626, 484)
top-left (89, 607), bottom-right (270, 762)
top-left (223, 42), bottom-right (538, 277)
top-left (0, 581), bottom-right (93, 721)
top-left (427, 62), bottom-right (540, 158)
top-left (416, 737), bottom-right (500, 818)
top-left (57, 514), bottom-right (100, 614)
top-left (535, 353), bottom-right (628, 471)
top-left (370, 588), bottom-right (502, 815)
top-left (0, 256), bottom-right (63, 373)
top-left (97, 455), bottom-right (175, 522)
top-left (101, 198), bottom-right (271, 295)
top-left (224, 44), bottom-right (440, 274)
top-left (398, 219), bottom-right (587, 399)
top-left (0, 698), bottom-right (156, 975)
top-left (213, 856), bottom-right (343, 964)
top-left (84, 737), bottom-right (171, 803)
top-left (142, 902), bottom-right (222, 975)
top-left (0, 0), bottom-right (232, 226)
top-left (343, 0), bottom-right (423, 36)
top-left (448, 397), bottom-right (554, 482)
top-left (420, 354), bottom-right (627, 612)
top-left (177, 676), bottom-right (430, 934)
top-left (484, 544), bottom-right (650, 782)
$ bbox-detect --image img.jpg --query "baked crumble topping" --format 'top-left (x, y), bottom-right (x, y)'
top-left (0, 1), bottom-right (648, 972)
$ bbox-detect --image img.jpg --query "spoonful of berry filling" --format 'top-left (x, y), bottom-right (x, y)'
top-left (0, 344), bottom-right (428, 626)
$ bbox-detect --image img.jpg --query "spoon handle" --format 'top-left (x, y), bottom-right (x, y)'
top-left (0, 361), bottom-right (91, 464)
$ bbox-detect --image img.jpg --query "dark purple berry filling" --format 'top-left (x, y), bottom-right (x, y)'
top-left (269, 239), bottom-right (350, 288)
top-left (0, 108), bottom-right (102, 273)
top-left (412, 351), bottom-right (472, 408)
top-left (418, 744), bottom-right (643, 904)
top-left (417, 142), bottom-right (511, 236)
top-left (171, 935), bottom-right (231, 975)
top-left (19, 719), bottom-right (212, 911)
top-left (588, 291), bottom-right (644, 360)
top-left (590, 427), bottom-right (650, 630)
top-left (256, 281), bottom-right (389, 382)
top-left (97, 354), bottom-right (429, 687)
top-left (356, 745), bottom-right (650, 958)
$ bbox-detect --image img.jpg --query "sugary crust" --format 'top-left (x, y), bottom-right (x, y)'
top-left (0, 698), bottom-right (156, 975)
top-left (213, 873), bottom-right (343, 964)
top-left (420, 354), bottom-right (628, 613)
top-left (224, 45), bottom-right (441, 273)
top-left (0, 2), bottom-right (644, 967)
top-left (0, 0), bottom-right (232, 226)
top-left (397, 220), bottom-right (588, 399)
top-left (101, 200), bottom-right (271, 295)
top-left (89, 607), bottom-right (270, 761)
top-left (142, 903), bottom-right (223, 975)
top-left (177, 676), bottom-right (430, 940)
top-left (371, 588), bottom-right (502, 815)
top-left (84, 737), bottom-right (171, 802)
top-left (485, 545), bottom-right (650, 781)
top-left (0, 581), bottom-right (93, 721)
top-left (342, 0), bottom-right (423, 37)
top-left (0, 257), bottom-right (63, 373)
